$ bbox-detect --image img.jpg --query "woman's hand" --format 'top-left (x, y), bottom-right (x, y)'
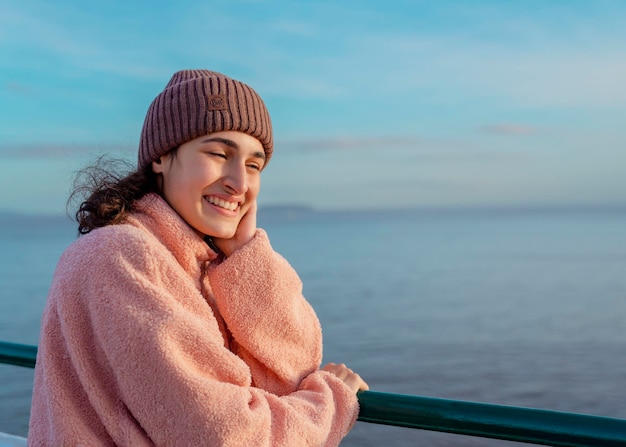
top-left (214, 201), bottom-right (257, 257)
top-left (322, 362), bottom-right (369, 394)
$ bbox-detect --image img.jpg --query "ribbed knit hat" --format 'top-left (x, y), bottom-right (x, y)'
top-left (138, 69), bottom-right (273, 169)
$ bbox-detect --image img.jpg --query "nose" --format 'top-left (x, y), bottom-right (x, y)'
top-left (222, 161), bottom-right (247, 194)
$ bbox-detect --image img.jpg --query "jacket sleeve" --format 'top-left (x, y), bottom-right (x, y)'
top-left (60, 228), bottom-right (358, 447)
top-left (207, 229), bottom-right (324, 396)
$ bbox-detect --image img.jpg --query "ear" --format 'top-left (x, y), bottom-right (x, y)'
top-left (151, 153), bottom-right (171, 174)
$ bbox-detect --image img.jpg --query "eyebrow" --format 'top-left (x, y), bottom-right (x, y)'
top-left (200, 137), bottom-right (266, 160)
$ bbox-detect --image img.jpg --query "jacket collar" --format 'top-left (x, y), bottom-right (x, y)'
top-left (128, 193), bottom-right (218, 277)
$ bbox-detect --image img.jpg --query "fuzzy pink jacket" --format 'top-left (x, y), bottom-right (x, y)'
top-left (28, 194), bottom-right (358, 446)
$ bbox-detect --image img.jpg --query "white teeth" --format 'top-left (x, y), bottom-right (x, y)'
top-left (207, 196), bottom-right (238, 211)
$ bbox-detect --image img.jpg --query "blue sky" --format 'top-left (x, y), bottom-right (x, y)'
top-left (1, 0), bottom-right (625, 213)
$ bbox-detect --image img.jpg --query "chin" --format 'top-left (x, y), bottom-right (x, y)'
top-left (204, 226), bottom-right (237, 240)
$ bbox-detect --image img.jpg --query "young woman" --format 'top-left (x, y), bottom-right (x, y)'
top-left (28, 69), bottom-right (368, 446)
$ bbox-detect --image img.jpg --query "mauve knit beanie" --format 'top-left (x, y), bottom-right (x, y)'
top-left (138, 69), bottom-right (273, 169)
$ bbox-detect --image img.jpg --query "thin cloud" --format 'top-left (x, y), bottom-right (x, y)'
top-left (270, 20), bottom-right (319, 37)
top-left (4, 82), bottom-right (37, 96)
top-left (0, 136), bottom-right (423, 159)
top-left (480, 124), bottom-right (538, 135)
top-left (279, 136), bottom-right (423, 151)
top-left (1, 4), bottom-right (168, 82)
top-left (350, 31), bottom-right (626, 108)
top-left (0, 144), bottom-right (133, 159)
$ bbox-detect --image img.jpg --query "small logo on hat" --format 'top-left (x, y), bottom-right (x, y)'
top-left (207, 94), bottom-right (227, 111)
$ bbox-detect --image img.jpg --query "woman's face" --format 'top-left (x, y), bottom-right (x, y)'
top-left (152, 131), bottom-right (265, 239)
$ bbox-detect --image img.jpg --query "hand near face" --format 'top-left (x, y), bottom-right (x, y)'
top-left (213, 200), bottom-right (257, 258)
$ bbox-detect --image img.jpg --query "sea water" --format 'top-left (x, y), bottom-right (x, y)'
top-left (1, 207), bottom-right (625, 446)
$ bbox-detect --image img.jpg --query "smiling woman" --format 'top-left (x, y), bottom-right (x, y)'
top-left (27, 69), bottom-right (368, 446)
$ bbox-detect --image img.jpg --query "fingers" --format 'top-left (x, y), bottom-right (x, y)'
top-left (239, 200), bottom-right (257, 240)
top-left (213, 201), bottom-right (258, 257)
top-left (322, 362), bottom-right (369, 393)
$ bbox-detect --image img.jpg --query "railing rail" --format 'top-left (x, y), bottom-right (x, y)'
top-left (2, 340), bottom-right (625, 446)
top-left (357, 391), bottom-right (626, 447)
top-left (0, 341), bottom-right (36, 368)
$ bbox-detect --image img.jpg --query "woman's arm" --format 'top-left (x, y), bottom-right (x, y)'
top-left (208, 229), bottom-right (324, 395)
top-left (56, 228), bottom-right (358, 446)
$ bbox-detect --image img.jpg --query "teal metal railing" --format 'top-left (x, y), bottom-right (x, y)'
top-left (0, 341), bottom-right (37, 368)
top-left (2, 340), bottom-right (625, 446)
top-left (357, 391), bottom-right (626, 446)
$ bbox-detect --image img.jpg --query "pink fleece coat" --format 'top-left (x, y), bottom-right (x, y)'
top-left (28, 194), bottom-right (358, 446)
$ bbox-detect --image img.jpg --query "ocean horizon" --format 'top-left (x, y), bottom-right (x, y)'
top-left (2, 200), bottom-right (626, 221)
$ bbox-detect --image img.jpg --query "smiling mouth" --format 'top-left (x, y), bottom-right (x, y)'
top-left (205, 196), bottom-right (239, 211)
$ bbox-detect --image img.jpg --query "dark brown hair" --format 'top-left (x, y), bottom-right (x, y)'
top-left (69, 157), bottom-right (159, 235)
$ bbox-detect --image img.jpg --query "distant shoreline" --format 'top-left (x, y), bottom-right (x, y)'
top-left (256, 202), bottom-right (626, 223)
top-left (2, 202), bottom-right (626, 223)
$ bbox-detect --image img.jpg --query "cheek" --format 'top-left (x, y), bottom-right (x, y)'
top-left (161, 166), bottom-right (201, 206)
top-left (248, 177), bottom-right (261, 198)
top-left (172, 164), bottom-right (208, 190)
